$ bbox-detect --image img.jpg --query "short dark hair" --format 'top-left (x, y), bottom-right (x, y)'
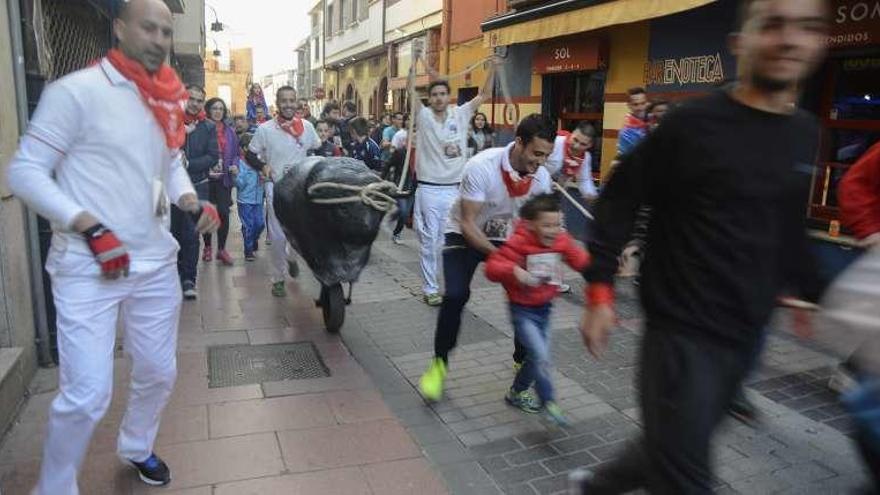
top-left (428, 80), bottom-right (451, 94)
top-left (392, 112), bottom-right (404, 120)
top-left (627, 87), bottom-right (646, 97)
top-left (204, 97), bottom-right (228, 121)
top-left (277, 86), bottom-right (297, 100)
top-left (520, 194), bottom-right (561, 221)
top-left (239, 132), bottom-right (253, 150)
top-left (316, 118), bottom-right (330, 128)
top-left (342, 100), bottom-right (357, 113)
top-left (349, 116), bottom-right (369, 137)
top-left (574, 121), bottom-right (596, 138)
top-left (323, 101), bottom-right (340, 115)
top-left (186, 84), bottom-right (205, 96)
top-left (515, 114), bottom-right (557, 147)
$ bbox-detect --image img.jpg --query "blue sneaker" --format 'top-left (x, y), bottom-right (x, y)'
top-left (127, 453), bottom-right (171, 486)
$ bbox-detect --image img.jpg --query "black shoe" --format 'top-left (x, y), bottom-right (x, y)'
top-left (728, 394), bottom-right (761, 427)
top-left (127, 453), bottom-right (171, 486)
top-left (288, 259), bottom-right (300, 278)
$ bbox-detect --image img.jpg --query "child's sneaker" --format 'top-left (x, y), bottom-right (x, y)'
top-left (505, 388), bottom-right (541, 414)
top-left (543, 401), bottom-right (570, 427)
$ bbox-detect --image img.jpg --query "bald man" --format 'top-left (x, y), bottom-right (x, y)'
top-left (7, 0), bottom-right (219, 492)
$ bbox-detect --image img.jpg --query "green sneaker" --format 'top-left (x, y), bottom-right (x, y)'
top-left (271, 281), bottom-right (286, 297)
top-left (544, 401), bottom-right (570, 427)
top-left (419, 358), bottom-right (447, 401)
top-left (424, 293), bottom-right (443, 306)
top-left (505, 388), bottom-right (541, 414)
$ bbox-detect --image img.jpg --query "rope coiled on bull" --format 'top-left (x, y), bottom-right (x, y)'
top-left (307, 180), bottom-right (400, 212)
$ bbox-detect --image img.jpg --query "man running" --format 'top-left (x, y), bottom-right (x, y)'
top-left (7, 0), bottom-right (220, 491)
top-left (419, 114), bottom-right (557, 401)
top-left (575, 0), bottom-right (829, 492)
top-left (409, 55), bottom-right (497, 306)
top-left (246, 86), bottom-right (320, 297)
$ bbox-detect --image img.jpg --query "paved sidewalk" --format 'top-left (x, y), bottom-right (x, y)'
top-left (0, 211), bottom-right (447, 494)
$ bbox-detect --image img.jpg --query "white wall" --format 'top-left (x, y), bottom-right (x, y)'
top-left (324, 0), bottom-right (383, 65)
top-left (172, 0), bottom-right (204, 56)
top-left (385, 0), bottom-right (441, 35)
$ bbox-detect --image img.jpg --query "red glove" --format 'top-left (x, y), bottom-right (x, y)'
top-left (82, 224), bottom-right (129, 278)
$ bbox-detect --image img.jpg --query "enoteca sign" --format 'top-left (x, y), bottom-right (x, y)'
top-left (830, 1), bottom-right (880, 48)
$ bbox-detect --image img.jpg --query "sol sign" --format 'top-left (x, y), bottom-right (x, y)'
top-left (829, 0), bottom-right (880, 48)
top-left (532, 35), bottom-right (603, 75)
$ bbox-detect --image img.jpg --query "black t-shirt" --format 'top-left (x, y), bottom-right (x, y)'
top-left (585, 90), bottom-right (821, 346)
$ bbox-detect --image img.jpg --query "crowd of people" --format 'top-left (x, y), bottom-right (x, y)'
top-left (6, 0), bottom-right (878, 494)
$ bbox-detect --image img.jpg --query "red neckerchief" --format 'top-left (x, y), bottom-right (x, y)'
top-left (106, 48), bottom-right (187, 149)
top-left (215, 121), bottom-right (228, 155)
top-left (276, 115), bottom-right (304, 144)
top-left (622, 114), bottom-right (648, 131)
top-left (184, 110), bottom-right (206, 125)
top-left (501, 162), bottom-right (534, 198)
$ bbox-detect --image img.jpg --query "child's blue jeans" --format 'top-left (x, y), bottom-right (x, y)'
top-left (510, 303), bottom-right (554, 404)
top-left (238, 202), bottom-right (265, 254)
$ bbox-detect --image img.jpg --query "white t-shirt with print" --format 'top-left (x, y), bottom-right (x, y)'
top-left (445, 143), bottom-right (552, 242)
top-left (544, 135), bottom-right (598, 198)
top-left (248, 119), bottom-right (320, 179)
top-left (415, 99), bottom-right (478, 184)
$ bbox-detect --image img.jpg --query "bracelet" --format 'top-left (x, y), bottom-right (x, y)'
top-left (81, 223), bottom-right (109, 240)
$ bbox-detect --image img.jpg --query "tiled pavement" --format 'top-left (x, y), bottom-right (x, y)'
top-left (0, 212), bottom-right (447, 495)
top-left (0, 215), bottom-right (873, 494)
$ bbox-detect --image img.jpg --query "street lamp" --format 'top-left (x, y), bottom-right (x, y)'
top-left (207, 4), bottom-right (224, 32)
top-left (209, 38), bottom-right (221, 58)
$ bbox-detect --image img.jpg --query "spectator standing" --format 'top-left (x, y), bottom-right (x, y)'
top-left (383, 146), bottom-right (416, 244)
top-left (5, 0), bottom-right (220, 490)
top-left (616, 87), bottom-right (650, 157)
top-left (408, 56), bottom-right (497, 306)
top-left (339, 100), bottom-right (358, 154)
top-left (246, 83), bottom-right (270, 123)
top-left (382, 112), bottom-right (405, 157)
top-left (246, 86), bottom-right (321, 297)
top-left (234, 134), bottom-right (266, 261)
top-left (467, 112), bottom-right (496, 157)
top-left (233, 114), bottom-right (252, 138)
top-left (203, 97), bottom-right (239, 266)
top-left (348, 117), bottom-right (383, 172)
top-left (174, 84), bottom-right (218, 299)
top-left (298, 97), bottom-right (317, 126)
top-left (254, 106), bottom-right (269, 124)
top-left (322, 100), bottom-right (344, 147)
top-left (543, 122), bottom-right (598, 243)
top-left (310, 119), bottom-right (343, 157)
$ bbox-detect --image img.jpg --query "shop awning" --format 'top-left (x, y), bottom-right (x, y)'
top-left (482, 0), bottom-right (717, 47)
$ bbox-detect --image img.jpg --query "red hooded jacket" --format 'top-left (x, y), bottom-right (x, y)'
top-left (485, 221), bottom-right (591, 307)
top-left (839, 141), bottom-right (880, 240)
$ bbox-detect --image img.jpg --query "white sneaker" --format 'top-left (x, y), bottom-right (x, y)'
top-left (392, 234), bottom-right (403, 245)
top-left (182, 281), bottom-right (198, 300)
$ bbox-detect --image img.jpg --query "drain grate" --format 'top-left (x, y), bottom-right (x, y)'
top-left (207, 342), bottom-right (330, 388)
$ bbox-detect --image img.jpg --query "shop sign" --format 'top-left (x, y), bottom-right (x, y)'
top-left (644, 52), bottom-right (725, 87)
top-left (532, 35), bottom-right (603, 74)
top-left (313, 87), bottom-right (325, 100)
top-left (829, 1), bottom-right (880, 48)
top-left (644, 0), bottom-right (737, 92)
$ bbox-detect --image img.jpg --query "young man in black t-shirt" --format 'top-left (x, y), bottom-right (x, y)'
top-left (574, 1), bottom-right (830, 493)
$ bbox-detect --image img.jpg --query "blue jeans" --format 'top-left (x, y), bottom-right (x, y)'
top-left (238, 202), bottom-right (265, 255)
top-left (510, 303), bottom-right (554, 404)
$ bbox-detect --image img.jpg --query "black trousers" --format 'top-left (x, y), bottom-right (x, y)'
top-left (587, 326), bottom-right (758, 495)
top-left (435, 234), bottom-right (525, 364)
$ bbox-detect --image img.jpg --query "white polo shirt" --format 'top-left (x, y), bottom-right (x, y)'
top-left (415, 98), bottom-right (478, 185)
top-left (446, 143), bottom-right (552, 242)
top-left (7, 58), bottom-right (195, 276)
top-left (544, 135), bottom-right (598, 198)
top-left (248, 118), bottom-right (320, 178)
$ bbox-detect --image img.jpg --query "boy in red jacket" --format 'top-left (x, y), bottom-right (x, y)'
top-left (485, 194), bottom-right (590, 425)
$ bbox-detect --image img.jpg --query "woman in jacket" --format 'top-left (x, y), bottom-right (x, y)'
top-left (204, 97), bottom-right (239, 265)
top-left (246, 83), bottom-right (269, 124)
top-left (467, 112), bottom-right (495, 157)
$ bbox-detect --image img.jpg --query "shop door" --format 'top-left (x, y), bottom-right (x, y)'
top-left (806, 55), bottom-right (880, 230)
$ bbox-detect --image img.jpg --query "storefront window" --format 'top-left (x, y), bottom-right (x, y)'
top-left (830, 57), bottom-right (880, 121)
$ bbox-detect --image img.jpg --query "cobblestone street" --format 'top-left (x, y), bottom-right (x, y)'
top-left (0, 218), bottom-right (871, 494)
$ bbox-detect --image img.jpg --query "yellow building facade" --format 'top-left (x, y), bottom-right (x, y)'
top-left (204, 48), bottom-right (254, 117)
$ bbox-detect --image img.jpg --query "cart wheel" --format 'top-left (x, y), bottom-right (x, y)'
top-left (321, 284), bottom-right (346, 333)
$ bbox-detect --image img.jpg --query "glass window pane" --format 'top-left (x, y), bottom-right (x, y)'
top-left (831, 57), bottom-right (880, 121)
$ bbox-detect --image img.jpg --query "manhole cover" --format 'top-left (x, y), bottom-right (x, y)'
top-left (207, 342), bottom-right (330, 388)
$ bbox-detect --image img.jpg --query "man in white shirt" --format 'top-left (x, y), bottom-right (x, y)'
top-left (418, 114), bottom-right (557, 401)
top-left (409, 57), bottom-right (498, 306)
top-left (6, 1), bottom-right (220, 492)
top-left (247, 86), bottom-right (321, 297)
top-left (543, 121), bottom-right (598, 243)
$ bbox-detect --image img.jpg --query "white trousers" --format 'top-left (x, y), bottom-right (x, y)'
top-left (265, 182), bottom-right (296, 284)
top-left (35, 264), bottom-right (181, 495)
top-left (413, 185), bottom-right (459, 295)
